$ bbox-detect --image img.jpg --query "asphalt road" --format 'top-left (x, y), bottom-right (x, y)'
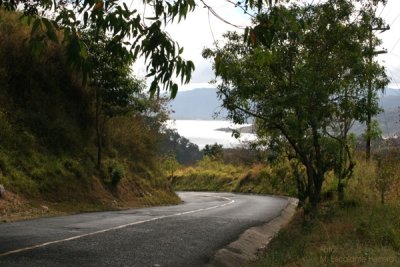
top-left (0, 192), bottom-right (288, 267)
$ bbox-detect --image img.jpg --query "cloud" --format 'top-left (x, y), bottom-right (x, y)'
top-left (164, 1), bottom-right (252, 89)
top-left (132, 0), bottom-right (400, 91)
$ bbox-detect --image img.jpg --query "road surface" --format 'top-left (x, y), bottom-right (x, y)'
top-left (0, 192), bottom-right (288, 267)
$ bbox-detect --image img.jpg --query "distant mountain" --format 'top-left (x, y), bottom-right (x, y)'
top-left (168, 88), bottom-right (227, 120)
top-left (381, 88), bottom-right (400, 97)
top-left (170, 87), bottom-right (400, 136)
top-left (366, 88), bottom-right (400, 137)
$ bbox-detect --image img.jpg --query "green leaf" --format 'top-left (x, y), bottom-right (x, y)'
top-left (19, 15), bottom-right (32, 25)
top-left (149, 80), bottom-right (158, 98)
top-left (79, 41), bottom-right (88, 59)
top-left (30, 39), bottom-right (45, 56)
top-left (132, 45), bottom-right (140, 60)
top-left (42, 18), bottom-right (59, 43)
top-left (145, 69), bottom-right (156, 78)
top-left (83, 12), bottom-right (88, 27)
top-left (31, 18), bottom-right (42, 35)
top-left (41, 18), bottom-right (52, 31)
top-left (47, 30), bottom-right (59, 43)
top-left (171, 83), bottom-right (178, 99)
top-left (244, 27), bottom-right (249, 43)
top-left (257, 0), bottom-right (262, 11)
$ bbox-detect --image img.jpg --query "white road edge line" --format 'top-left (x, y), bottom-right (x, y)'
top-left (0, 195), bottom-right (235, 257)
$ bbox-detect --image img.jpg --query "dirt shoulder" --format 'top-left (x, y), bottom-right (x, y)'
top-left (0, 189), bottom-right (179, 223)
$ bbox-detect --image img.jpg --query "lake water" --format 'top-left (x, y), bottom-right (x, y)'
top-left (166, 120), bottom-right (256, 149)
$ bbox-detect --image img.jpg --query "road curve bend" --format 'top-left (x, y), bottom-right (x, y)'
top-left (0, 192), bottom-right (288, 267)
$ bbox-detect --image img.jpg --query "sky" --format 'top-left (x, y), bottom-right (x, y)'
top-left (376, 0), bottom-right (400, 89)
top-left (133, 0), bottom-right (400, 91)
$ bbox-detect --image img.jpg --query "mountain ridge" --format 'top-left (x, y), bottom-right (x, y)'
top-left (169, 87), bottom-right (400, 136)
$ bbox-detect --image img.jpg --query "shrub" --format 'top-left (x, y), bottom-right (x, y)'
top-left (107, 161), bottom-right (125, 186)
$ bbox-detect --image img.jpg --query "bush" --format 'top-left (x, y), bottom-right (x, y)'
top-left (107, 161), bottom-right (125, 186)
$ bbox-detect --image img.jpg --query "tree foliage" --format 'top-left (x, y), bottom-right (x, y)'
top-left (0, 0), bottom-right (283, 97)
top-left (1, 0), bottom-right (198, 97)
top-left (202, 143), bottom-right (224, 161)
top-left (204, 0), bottom-right (388, 206)
top-left (163, 152), bottom-right (180, 177)
top-left (159, 129), bottom-right (202, 165)
top-left (0, 9), bottom-right (181, 203)
top-left (81, 29), bottom-right (146, 169)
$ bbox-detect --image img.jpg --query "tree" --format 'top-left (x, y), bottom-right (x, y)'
top-left (163, 153), bottom-right (180, 177)
top-left (202, 143), bottom-right (224, 161)
top-left (83, 29), bottom-right (145, 169)
top-left (203, 0), bottom-right (388, 207)
top-left (159, 129), bottom-right (202, 165)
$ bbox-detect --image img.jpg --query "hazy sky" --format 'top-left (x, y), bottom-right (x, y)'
top-left (134, 0), bottom-right (400, 91)
top-left (376, 0), bottom-right (400, 89)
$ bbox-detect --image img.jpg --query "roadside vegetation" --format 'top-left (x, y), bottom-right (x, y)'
top-left (1, 0), bottom-right (399, 265)
top-left (171, 142), bottom-right (400, 266)
top-left (252, 152), bottom-right (400, 266)
top-left (0, 10), bottom-right (182, 222)
top-left (172, 155), bottom-right (297, 196)
top-left (171, 0), bottom-right (399, 264)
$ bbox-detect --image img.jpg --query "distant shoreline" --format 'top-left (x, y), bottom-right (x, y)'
top-left (215, 125), bottom-right (255, 134)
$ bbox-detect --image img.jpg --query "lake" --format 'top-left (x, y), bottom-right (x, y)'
top-left (166, 120), bottom-right (256, 149)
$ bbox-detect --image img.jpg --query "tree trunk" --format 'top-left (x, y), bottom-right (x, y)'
top-left (293, 164), bottom-right (307, 205)
top-left (337, 138), bottom-right (345, 202)
top-left (338, 181), bottom-right (344, 201)
top-left (95, 90), bottom-right (102, 171)
top-left (310, 172), bottom-right (324, 208)
top-left (96, 130), bottom-right (102, 170)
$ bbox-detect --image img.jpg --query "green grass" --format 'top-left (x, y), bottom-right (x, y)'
top-left (172, 157), bottom-right (297, 196)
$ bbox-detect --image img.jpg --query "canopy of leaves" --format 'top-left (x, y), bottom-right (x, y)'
top-left (0, 0), bottom-right (285, 97)
top-left (82, 29), bottom-right (146, 117)
top-left (202, 143), bottom-right (224, 161)
top-left (0, 0), bottom-right (198, 97)
top-left (203, 0), bottom-right (388, 205)
top-left (159, 129), bottom-right (202, 165)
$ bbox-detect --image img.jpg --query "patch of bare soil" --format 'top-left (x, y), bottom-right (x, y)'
top-left (0, 180), bottom-right (179, 223)
top-left (0, 191), bottom-right (64, 222)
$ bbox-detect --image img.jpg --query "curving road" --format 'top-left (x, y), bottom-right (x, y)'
top-left (0, 192), bottom-right (287, 267)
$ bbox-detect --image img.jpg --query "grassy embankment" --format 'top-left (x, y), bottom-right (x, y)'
top-left (172, 156), bottom-right (297, 196)
top-left (0, 10), bottom-right (178, 222)
top-left (173, 156), bottom-right (400, 266)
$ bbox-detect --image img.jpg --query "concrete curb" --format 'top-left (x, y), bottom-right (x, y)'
top-left (207, 197), bottom-right (299, 267)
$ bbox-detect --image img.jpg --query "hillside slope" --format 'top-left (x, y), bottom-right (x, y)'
top-left (0, 11), bottom-right (178, 222)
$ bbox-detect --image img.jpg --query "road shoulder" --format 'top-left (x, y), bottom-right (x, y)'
top-left (207, 197), bottom-right (298, 267)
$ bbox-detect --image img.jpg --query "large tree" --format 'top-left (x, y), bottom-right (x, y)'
top-left (203, 0), bottom-right (388, 207)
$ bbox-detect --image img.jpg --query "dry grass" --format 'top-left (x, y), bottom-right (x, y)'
top-left (172, 157), bottom-right (297, 196)
top-left (252, 155), bottom-right (400, 267)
